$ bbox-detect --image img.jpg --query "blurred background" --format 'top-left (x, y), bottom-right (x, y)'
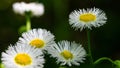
top-left (0, 0), bottom-right (120, 68)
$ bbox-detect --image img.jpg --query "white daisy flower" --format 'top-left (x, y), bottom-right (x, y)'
top-left (1, 43), bottom-right (44, 68)
top-left (13, 2), bottom-right (44, 17)
top-left (69, 8), bottom-right (107, 30)
top-left (18, 28), bottom-right (55, 51)
top-left (47, 40), bottom-right (86, 66)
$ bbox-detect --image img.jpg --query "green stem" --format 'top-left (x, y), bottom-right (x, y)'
top-left (25, 14), bottom-right (31, 31)
top-left (87, 30), bottom-right (93, 65)
top-left (94, 57), bottom-right (115, 65)
top-left (59, 66), bottom-right (67, 68)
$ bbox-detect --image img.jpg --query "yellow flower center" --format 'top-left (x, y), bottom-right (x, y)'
top-left (14, 53), bottom-right (32, 66)
top-left (61, 50), bottom-right (73, 60)
top-left (29, 38), bottom-right (45, 48)
top-left (79, 13), bottom-right (96, 22)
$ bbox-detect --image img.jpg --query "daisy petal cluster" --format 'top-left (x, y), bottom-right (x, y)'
top-left (18, 28), bottom-right (56, 51)
top-left (1, 43), bottom-right (44, 68)
top-left (69, 8), bottom-right (107, 30)
top-left (47, 40), bottom-right (86, 66)
top-left (1, 1), bottom-right (109, 67)
top-left (13, 2), bottom-right (44, 17)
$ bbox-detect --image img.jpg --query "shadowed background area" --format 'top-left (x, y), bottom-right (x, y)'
top-left (0, 0), bottom-right (120, 68)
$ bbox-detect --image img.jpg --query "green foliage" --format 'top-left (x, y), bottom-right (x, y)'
top-left (114, 60), bottom-right (120, 68)
top-left (18, 25), bottom-right (27, 34)
top-left (0, 63), bottom-right (5, 68)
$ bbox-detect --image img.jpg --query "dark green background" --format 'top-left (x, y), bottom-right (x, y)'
top-left (0, 0), bottom-right (120, 68)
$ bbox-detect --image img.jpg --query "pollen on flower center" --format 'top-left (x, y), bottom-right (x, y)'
top-left (79, 13), bottom-right (96, 22)
top-left (61, 50), bottom-right (73, 60)
top-left (14, 53), bottom-right (32, 66)
top-left (30, 38), bottom-right (45, 48)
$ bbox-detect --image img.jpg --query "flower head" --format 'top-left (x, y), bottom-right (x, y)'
top-left (13, 2), bottom-right (44, 17)
top-left (69, 8), bottom-right (107, 30)
top-left (47, 40), bottom-right (86, 66)
top-left (1, 43), bottom-right (44, 68)
top-left (18, 28), bottom-right (56, 51)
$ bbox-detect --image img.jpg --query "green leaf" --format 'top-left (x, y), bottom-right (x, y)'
top-left (114, 60), bottom-right (120, 68)
top-left (0, 63), bottom-right (5, 68)
top-left (18, 25), bottom-right (27, 34)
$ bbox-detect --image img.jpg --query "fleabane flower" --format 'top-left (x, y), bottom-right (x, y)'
top-left (69, 8), bottom-right (107, 31)
top-left (18, 28), bottom-right (56, 51)
top-left (47, 40), bottom-right (86, 66)
top-left (1, 43), bottom-right (44, 68)
top-left (13, 2), bottom-right (44, 17)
